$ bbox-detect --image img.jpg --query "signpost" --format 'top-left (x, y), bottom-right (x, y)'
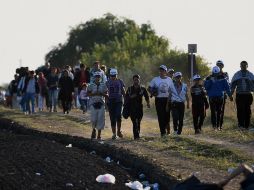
top-left (188, 44), bottom-right (197, 82)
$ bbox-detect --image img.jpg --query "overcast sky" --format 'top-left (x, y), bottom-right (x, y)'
top-left (0, 0), bottom-right (253, 84)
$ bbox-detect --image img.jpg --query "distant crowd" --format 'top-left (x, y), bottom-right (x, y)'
top-left (4, 60), bottom-right (254, 140)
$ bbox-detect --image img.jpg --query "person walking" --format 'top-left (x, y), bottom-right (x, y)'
top-left (79, 83), bottom-right (89, 113)
top-left (87, 72), bottom-right (108, 140)
top-left (106, 68), bottom-right (125, 139)
top-left (148, 65), bottom-right (174, 137)
top-left (58, 70), bottom-right (74, 114)
top-left (21, 71), bottom-right (39, 114)
top-left (125, 74), bottom-right (150, 140)
top-left (169, 72), bottom-right (189, 135)
top-left (216, 60), bottom-right (229, 129)
top-left (73, 63), bottom-right (90, 108)
top-left (37, 72), bottom-right (48, 111)
top-left (190, 74), bottom-right (209, 134)
top-left (204, 66), bottom-right (233, 130)
top-left (47, 67), bottom-right (59, 112)
top-left (9, 74), bottom-right (19, 109)
top-left (231, 61), bottom-right (254, 129)
top-left (90, 61), bottom-right (107, 84)
top-left (166, 68), bottom-right (175, 134)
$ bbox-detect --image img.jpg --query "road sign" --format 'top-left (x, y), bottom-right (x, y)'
top-left (188, 44), bottom-right (197, 53)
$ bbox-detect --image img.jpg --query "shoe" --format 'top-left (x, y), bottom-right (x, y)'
top-left (53, 109), bottom-right (57, 112)
top-left (117, 131), bottom-right (123, 138)
top-left (112, 134), bottom-right (117, 140)
top-left (91, 129), bottom-right (96, 139)
top-left (173, 131), bottom-right (178, 135)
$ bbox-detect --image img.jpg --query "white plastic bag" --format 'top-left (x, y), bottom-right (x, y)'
top-left (125, 181), bottom-right (143, 190)
top-left (96, 174), bottom-right (115, 184)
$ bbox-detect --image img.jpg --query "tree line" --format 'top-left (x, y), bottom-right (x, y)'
top-left (45, 13), bottom-right (210, 86)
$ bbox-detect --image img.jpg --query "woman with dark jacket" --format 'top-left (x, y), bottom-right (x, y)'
top-left (58, 70), bottom-right (74, 114)
top-left (125, 75), bottom-right (150, 139)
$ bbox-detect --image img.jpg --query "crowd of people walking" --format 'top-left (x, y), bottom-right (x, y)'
top-left (5, 60), bottom-right (254, 140)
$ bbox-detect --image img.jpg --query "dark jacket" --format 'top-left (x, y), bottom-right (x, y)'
top-left (58, 76), bottom-right (74, 101)
top-left (73, 70), bottom-right (90, 88)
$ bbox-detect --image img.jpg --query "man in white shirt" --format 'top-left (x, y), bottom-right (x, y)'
top-left (148, 65), bottom-right (174, 137)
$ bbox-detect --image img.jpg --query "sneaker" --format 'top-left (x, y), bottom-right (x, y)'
top-left (91, 129), bottom-right (96, 139)
top-left (117, 131), bottom-right (123, 138)
top-left (112, 134), bottom-right (117, 140)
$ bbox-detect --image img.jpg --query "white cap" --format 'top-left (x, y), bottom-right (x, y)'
top-left (212, 66), bottom-right (220, 74)
top-left (173, 72), bottom-right (182, 78)
top-left (216, 60), bottom-right (224, 66)
top-left (110, 68), bottom-right (118, 75)
top-left (193, 74), bottom-right (201, 80)
top-left (93, 71), bottom-right (101, 77)
top-left (159, 65), bottom-right (167, 71)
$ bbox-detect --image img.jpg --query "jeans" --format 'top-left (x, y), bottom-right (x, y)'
top-left (107, 100), bottom-right (123, 127)
top-left (155, 97), bottom-right (169, 136)
top-left (209, 97), bottom-right (224, 128)
top-left (172, 102), bottom-right (185, 135)
top-left (49, 89), bottom-right (58, 110)
top-left (236, 93), bottom-right (253, 128)
top-left (25, 92), bottom-right (36, 113)
top-left (79, 99), bottom-right (88, 112)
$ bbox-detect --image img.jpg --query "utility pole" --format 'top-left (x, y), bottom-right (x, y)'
top-left (188, 44), bottom-right (197, 83)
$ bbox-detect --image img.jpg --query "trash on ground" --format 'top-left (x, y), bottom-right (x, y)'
top-left (35, 172), bottom-right (41, 176)
top-left (228, 167), bottom-right (235, 174)
top-left (105, 156), bottom-right (112, 163)
top-left (90, 150), bottom-right (96, 155)
top-left (125, 181), bottom-right (143, 190)
top-left (151, 183), bottom-right (159, 190)
top-left (96, 174), bottom-right (115, 184)
top-left (66, 183), bottom-right (74, 187)
top-left (139, 173), bottom-right (145, 179)
top-left (66, 144), bottom-right (72, 148)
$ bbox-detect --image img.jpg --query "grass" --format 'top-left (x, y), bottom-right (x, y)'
top-left (142, 135), bottom-right (254, 170)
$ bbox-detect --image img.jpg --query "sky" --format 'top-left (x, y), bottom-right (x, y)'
top-left (0, 0), bottom-right (254, 85)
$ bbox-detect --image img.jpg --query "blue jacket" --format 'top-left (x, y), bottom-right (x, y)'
top-left (204, 75), bottom-right (231, 98)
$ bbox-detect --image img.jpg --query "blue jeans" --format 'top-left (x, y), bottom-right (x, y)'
top-left (49, 89), bottom-right (58, 109)
top-left (107, 100), bottom-right (123, 127)
top-left (25, 92), bottom-right (36, 113)
top-left (79, 99), bottom-right (88, 112)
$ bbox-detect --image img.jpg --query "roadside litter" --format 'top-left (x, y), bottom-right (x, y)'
top-left (105, 156), bottom-right (113, 163)
top-left (89, 150), bottom-right (96, 155)
top-left (66, 144), bottom-right (72, 148)
top-left (96, 174), bottom-right (115, 184)
top-left (228, 167), bottom-right (235, 174)
top-left (66, 183), bottom-right (74, 187)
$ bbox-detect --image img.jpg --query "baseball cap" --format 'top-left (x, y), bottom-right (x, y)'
top-left (173, 72), bottom-right (182, 78)
top-left (159, 65), bottom-right (167, 71)
top-left (110, 68), bottom-right (118, 75)
top-left (193, 74), bottom-right (201, 80)
top-left (216, 60), bottom-right (224, 66)
top-left (212, 66), bottom-right (220, 74)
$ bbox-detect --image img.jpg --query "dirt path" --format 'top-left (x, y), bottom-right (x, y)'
top-left (187, 135), bottom-right (254, 158)
top-left (1, 107), bottom-right (253, 190)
